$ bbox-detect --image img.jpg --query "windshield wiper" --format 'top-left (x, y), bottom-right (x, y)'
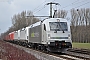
top-left (54, 29), bottom-right (57, 33)
top-left (58, 23), bottom-right (65, 33)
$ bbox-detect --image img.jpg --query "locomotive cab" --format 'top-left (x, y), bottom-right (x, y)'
top-left (42, 18), bottom-right (72, 52)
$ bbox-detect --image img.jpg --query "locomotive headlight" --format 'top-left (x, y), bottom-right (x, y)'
top-left (48, 34), bottom-right (51, 39)
top-left (68, 34), bottom-right (70, 39)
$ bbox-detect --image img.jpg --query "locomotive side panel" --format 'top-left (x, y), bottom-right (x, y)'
top-left (29, 25), bottom-right (42, 43)
top-left (14, 32), bottom-right (18, 40)
top-left (10, 32), bottom-right (14, 40)
top-left (20, 30), bottom-right (26, 40)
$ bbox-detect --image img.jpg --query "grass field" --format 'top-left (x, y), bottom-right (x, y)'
top-left (72, 43), bottom-right (90, 49)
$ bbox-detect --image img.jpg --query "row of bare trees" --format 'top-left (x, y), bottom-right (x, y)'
top-left (12, 11), bottom-right (39, 31)
top-left (54, 9), bottom-right (67, 18)
top-left (2, 10), bottom-right (67, 35)
top-left (0, 10), bottom-right (40, 38)
top-left (71, 8), bottom-right (90, 43)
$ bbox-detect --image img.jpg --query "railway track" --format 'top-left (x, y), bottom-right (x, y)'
top-left (65, 48), bottom-right (90, 60)
top-left (6, 41), bottom-right (90, 60)
top-left (68, 48), bottom-right (90, 55)
top-left (46, 52), bottom-right (84, 60)
top-left (63, 51), bottom-right (90, 60)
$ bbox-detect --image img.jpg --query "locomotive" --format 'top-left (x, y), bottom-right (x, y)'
top-left (4, 18), bottom-right (72, 52)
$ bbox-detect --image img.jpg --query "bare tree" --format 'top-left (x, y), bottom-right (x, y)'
top-left (11, 10), bottom-right (40, 31)
top-left (71, 8), bottom-right (90, 43)
top-left (56, 9), bottom-right (67, 18)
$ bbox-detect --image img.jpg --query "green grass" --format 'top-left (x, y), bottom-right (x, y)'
top-left (72, 43), bottom-right (90, 49)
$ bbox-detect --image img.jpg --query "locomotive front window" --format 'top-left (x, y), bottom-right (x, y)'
top-left (49, 22), bottom-right (68, 31)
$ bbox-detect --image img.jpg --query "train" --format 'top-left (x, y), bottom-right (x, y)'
top-left (4, 18), bottom-right (72, 52)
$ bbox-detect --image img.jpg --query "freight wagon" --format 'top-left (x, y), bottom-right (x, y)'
top-left (9, 32), bottom-right (14, 40)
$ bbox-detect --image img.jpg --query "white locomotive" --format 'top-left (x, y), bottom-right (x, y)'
top-left (14, 18), bottom-right (72, 52)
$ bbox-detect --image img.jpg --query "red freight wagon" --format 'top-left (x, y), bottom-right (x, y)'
top-left (9, 32), bottom-right (14, 40)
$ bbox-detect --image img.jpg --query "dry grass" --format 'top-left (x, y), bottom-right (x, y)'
top-left (73, 43), bottom-right (90, 49)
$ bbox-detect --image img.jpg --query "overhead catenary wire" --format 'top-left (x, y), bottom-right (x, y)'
top-left (74, 1), bottom-right (90, 8)
top-left (33, 0), bottom-right (90, 15)
top-left (33, 0), bottom-right (57, 14)
top-left (33, 5), bottom-right (46, 14)
top-left (32, 0), bottom-right (47, 12)
top-left (57, 0), bottom-right (90, 13)
top-left (61, 0), bottom-right (88, 9)
top-left (61, 0), bottom-right (79, 9)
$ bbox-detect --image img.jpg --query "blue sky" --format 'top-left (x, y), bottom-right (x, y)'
top-left (0, 0), bottom-right (90, 34)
